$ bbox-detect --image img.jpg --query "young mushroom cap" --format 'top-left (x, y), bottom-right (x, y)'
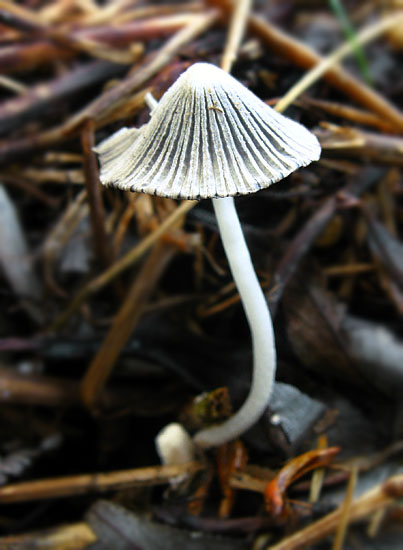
top-left (95, 62), bottom-right (320, 199)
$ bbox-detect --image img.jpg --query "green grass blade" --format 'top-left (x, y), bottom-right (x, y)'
top-left (329, 0), bottom-right (372, 85)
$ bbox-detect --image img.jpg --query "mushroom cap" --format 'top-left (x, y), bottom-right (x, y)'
top-left (95, 63), bottom-right (321, 200)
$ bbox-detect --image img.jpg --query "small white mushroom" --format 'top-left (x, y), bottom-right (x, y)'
top-left (155, 422), bottom-right (195, 466)
top-left (95, 63), bottom-right (320, 448)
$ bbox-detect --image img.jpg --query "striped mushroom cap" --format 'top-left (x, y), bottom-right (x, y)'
top-left (95, 63), bottom-right (321, 200)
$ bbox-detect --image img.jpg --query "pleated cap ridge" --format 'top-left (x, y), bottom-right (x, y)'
top-left (95, 63), bottom-right (321, 200)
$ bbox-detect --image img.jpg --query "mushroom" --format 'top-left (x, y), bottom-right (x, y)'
top-left (156, 422), bottom-right (195, 468)
top-left (94, 63), bottom-right (320, 448)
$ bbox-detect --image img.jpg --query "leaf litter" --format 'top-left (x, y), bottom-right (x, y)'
top-left (0, 0), bottom-right (402, 549)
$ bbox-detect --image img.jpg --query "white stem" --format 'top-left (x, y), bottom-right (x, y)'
top-left (194, 196), bottom-right (276, 448)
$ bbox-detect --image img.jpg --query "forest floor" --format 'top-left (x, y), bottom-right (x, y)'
top-left (0, 1), bottom-right (402, 549)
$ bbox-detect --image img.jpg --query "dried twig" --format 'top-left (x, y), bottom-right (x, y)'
top-left (332, 466), bottom-right (358, 550)
top-left (49, 199), bottom-right (196, 331)
top-left (0, 74), bottom-right (27, 94)
top-left (0, 61), bottom-right (126, 135)
top-left (220, 0), bottom-right (251, 72)
top-left (0, 523), bottom-right (97, 550)
top-left (316, 123), bottom-right (403, 166)
top-left (274, 12), bottom-right (403, 116)
top-left (0, 40), bottom-right (73, 73)
top-left (0, 366), bottom-right (80, 407)
top-left (268, 169), bottom-right (384, 315)
top-left (0, 462), bottom-right (203, 503)
top-left (268, 474), bottom-right (403, 550)
top-left (81, 120), bottom-right (112, 269)
top-left (0, 11), bottom-right (219, 162)
top-left (299, 97), bottom-right (397, 133)
top-left (208, 0), bottom-right (403, 129)
top-left (0, 12), bottom-right (202, 75)
top-left (80, 242), bottom-right (176, 410)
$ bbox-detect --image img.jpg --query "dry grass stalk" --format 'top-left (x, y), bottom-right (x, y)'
top-left (268, 473), bottom-right (403, 550)
top-left (0, 462), bottom-right (203, 503)
top-left (0, 10), bottom-right (219, 162)
top-left (309, 435), bottom-right (329, 504)
top-left (0, 523), bottom-right (97, 550)
top-left (273, 11), bottom-right (403, 118)
top-left (220, 0), bottom-right (252, 72)
top-left (332, 466), bottom-right (358, 550)
top-left (80, 242), bottom-right (176, 409)
top-left (81, 120), bottom-right (112, 270)
top-left (300, 97), bottom-right (398, 133)
top-left (49, 199), bottom-right (196, 331)
top-left (209, 0), bottom-right (403, 129)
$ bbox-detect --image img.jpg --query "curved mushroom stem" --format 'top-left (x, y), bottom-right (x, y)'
top-left (194, 196), bottom-right (276, 448)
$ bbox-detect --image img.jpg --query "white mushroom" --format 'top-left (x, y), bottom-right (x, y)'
top-left (95, 63), bottom-right (321, 448)
top-left (155, 422), bottom-right (195, 467)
